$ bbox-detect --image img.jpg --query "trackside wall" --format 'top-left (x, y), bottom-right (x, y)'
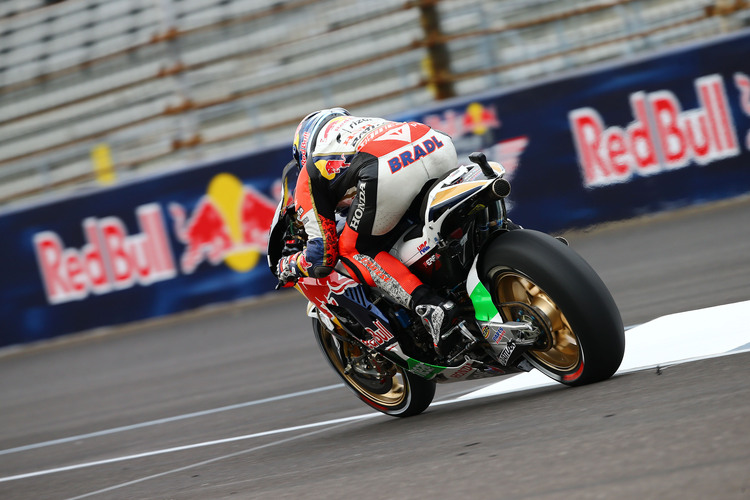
top-left (1, 30), bottom-right (749, 347)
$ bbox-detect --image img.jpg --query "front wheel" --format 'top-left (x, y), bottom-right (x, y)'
top-left (312, 318), bottom-right (436, 417)
top-left (479, 230), bottom-right (625, 386)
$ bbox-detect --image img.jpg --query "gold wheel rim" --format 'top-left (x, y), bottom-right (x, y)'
top-left (320, 325), bottom-right (408, 408)
top-left (494, 270), bottom-right (580, 372)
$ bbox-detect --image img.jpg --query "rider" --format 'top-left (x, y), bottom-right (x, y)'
top-left (275, 107), bottom-right (458, 350)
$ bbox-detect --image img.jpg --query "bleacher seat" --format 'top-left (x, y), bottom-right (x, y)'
top-left (0, 0), bottom-right (747, 207)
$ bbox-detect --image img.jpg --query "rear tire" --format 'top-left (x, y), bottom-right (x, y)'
top-left (312, 318), bottom-right (436, 417)
top-left (479, 230), bottom-right (624, 386)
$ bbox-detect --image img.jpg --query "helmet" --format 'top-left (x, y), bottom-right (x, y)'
top-left (292, 107), bottom-right (350, 170)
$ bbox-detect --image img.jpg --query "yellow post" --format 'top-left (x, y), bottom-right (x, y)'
top-left (91, 143), bottom-right (117, 185)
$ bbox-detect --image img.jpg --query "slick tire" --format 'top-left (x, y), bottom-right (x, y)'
top-left (313, 318), bottom-right (436, 417)
top-left (479, 229), bottom-right (625, 386)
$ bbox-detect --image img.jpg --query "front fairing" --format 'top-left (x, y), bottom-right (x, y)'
top-left (297, 270), bottom-right (517, 383)
top-left (267, 160), bottom-right (300, 272)
top-left (296, 271), bottom-right (410, 361)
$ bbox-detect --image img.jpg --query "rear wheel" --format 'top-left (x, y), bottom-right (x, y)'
top-left (480, 230), bottom-right (624, 386)
top-left (313, 318), bottom-right (436, 417)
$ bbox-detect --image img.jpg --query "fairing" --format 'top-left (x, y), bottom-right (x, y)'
top-left (267, 160), bottom-right (300, 272)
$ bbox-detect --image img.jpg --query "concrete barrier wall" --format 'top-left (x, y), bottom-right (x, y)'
top-left (2, 29), bottom-right (749, 347)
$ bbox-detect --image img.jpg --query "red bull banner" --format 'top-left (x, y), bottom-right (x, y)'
top-left (569, 74), bottom-right (743, 188)
top-left (0, 149), bottom-right (287, 346)
top-left (1, 29), bottom-right (749, 347)
top-left (396, 29), bottom-right (750, 232)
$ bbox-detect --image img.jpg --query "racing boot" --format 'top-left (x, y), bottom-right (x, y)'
top-left (415, 300), bottom-right (457, 354)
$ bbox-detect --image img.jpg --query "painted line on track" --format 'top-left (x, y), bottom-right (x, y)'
top-left (0, 383), bottom-right (344, 457)
top-left (2, 301), bottom-right (749, 489)
top-left (458, 300), bottom-right (750, 401)
top-left (2, 324), bottom-right (648, 459)
top-left (4, 344), bottom-right (750, 485)
top-left (0, 413), bottom-right (381, 485)
top-left (64, 421), bottom-right (359, 500)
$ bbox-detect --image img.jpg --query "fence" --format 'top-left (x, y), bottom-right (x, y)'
top-left (1, 0), bottom-right (748, 207)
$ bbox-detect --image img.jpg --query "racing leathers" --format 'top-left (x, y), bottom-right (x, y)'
top-left (278, 115), bottom-right (458, 348)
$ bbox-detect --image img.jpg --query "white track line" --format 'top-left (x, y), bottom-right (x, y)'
top-left (3, 302), bottom-right (749, 488)
top-left (64, 421), bottom-right (359, 500)
top-left (0, 383), bottom-right (343, 457)
top-left (0, 413), bottom-right (381, 484)
top-left (458, 301), bottom-right (750, 401)
top-left (3, 345), bottom-right (749, 486)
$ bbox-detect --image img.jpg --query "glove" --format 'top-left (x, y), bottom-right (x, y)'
top-left (277, 251), bottom-right (301, 286)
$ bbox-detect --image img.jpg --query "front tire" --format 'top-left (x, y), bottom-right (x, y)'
top-left (312, 318), bottom-right (436, 417)
top-left (479, 230), bottom-right (625, 386)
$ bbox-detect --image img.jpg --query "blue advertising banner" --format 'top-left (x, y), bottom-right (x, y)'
top-left (1, 29), bottom-right (749, 347)
top-left (398, 29), bottom-right (750, 232)
top-left (0, 147), bottom-right (288, 347)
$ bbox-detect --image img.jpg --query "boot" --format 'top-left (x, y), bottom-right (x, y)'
top-left (415, 300), bottom-right (456, 352)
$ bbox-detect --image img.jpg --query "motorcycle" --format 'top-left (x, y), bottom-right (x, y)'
top-left (267, 152), bottom-right (624, 417)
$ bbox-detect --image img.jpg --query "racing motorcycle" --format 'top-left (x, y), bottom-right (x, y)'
top-left (268, 152), bottom-right (624, 417)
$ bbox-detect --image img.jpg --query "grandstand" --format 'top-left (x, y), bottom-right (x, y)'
top-left (0, 0), bottom-right (748, 207)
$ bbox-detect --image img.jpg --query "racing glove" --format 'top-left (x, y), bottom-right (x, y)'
top-left (276, 251), bottom-right (302, 287)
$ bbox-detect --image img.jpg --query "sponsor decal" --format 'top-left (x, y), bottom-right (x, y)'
top-left (349, 182), bottom-right (367, 231)
top-left (321, 116), bottom-right (346, 141)
top-left (298, 131), bottom-right (310, 169)
top-left (423, 102), bottom-right (501, 137)
top-left (315, 155), bottom-right (348, 180)
top-left (417, 241), bottom-right (430, 254)
top-left (449, 363), bottom-right (474, 379)
top-left (482, 325), bottom-right (506, 344)
top-left (409, 362), bottom-right (438, 378)
top-left (422, 102), bottom-right (527, 180)
top-left (349, 124), bottom-right (381, 146)
top-left (297, 253), bottom-right (312, 272)
top-left (296, 273), bottom-right (359, 322)
top-left (387, 136), bottom-right (445, 173)
top-left (735, 72), bottom-right (750, 148)
top-left (357, 122), bottom-right (404, 150)
top-left (363, 319), bottom-right (396, 349)
top-left (170, 173), bottom-right (277, 274)
top-left (569, 73), bottom-right (744, 188)
top-left (498, 341), bottom-right (516, 366)
top-left (424, 253), bottom-right (439, 267)
top-left (33, 173), bottom-right (278, 305)
top-left (736, 73), bottom-right (750, 115)
top-left (355, 254), bottom-right (391, 284)
top-left (353, 254), bottom-right (412, 308)
top-left (33, 204), bottom-right (177, 304)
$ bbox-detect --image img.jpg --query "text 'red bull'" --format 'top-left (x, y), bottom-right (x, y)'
top-left (569, 74), bottom-right (742, 187)
top-left (33, 204), bottom-right (176, 304)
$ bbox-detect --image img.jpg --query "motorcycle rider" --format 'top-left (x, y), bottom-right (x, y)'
top-left (275, 107), bottom-right (458, 351)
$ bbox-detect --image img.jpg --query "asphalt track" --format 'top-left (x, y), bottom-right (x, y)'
top-left (1, 196), bottom-right (749, 500)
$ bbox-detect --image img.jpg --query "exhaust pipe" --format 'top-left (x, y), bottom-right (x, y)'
top-left (489, 178), bottom-right (511, 199)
